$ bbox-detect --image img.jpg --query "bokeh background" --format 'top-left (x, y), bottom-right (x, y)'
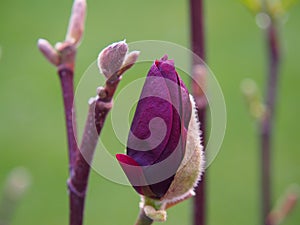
top-left (0, 0), bottom-right (299, 224)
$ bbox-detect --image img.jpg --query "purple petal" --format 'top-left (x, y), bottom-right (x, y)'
top-left (116, 154), bottom-right (157, 198)
top-left (127, 63), bottom-right (173, 166)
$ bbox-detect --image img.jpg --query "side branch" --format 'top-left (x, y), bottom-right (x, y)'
top-left (68, 77), bottom-right (120, 225)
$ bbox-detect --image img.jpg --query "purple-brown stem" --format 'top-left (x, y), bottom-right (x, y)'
top-left (55, 45), bottom-right (85, 225)
top-left (58, 67), bottom-right (78, 171)
top-left (68, 77), bottom-right (121, 225)
top-left (68, 102), bottom-right (102, 225)
top-left (68, 103), bottom-right (97, 225)
top-left (189, 0), bottom-right (206, 225)
top-left (260, 23), bottom-right (280, 225)
top-left (58, 67), bottom-right (85, 225)
top-left (38, 1), bottom-right (88, 224)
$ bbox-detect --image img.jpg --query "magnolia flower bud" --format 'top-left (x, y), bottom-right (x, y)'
top-left (97, 40), bottom-right (128, 79)
top-left (65, 0), bottom-right (86, 45)
top-left (116, 55), bottom-right (205, 208)
top-left (37, 39), bottom-right (60, 66)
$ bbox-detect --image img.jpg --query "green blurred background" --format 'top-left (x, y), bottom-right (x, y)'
top-left (0, 0), bottom-right (299, 224)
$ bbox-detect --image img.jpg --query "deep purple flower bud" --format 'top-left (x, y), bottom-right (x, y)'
top-left (117, 55), bottom-right (204, 206)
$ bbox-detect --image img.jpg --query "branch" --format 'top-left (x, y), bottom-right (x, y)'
top-left (189, 0), bottom-right (207, 225)
top-left (57, 43), bottom-right (78, 171)
top-left (68, 77), bottom-right (119, 202)
top-left (38, 1), bottom-right (88, 225)
top-left (260, 19), bottom-right (280, 225)
top-left (68, 88), bottom-right (114, 225)
top-left (68, 42), bottom-right (139, 225)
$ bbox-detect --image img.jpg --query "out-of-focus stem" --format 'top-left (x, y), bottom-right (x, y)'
top-left (189, 0), bottom-right (206, 225)
top-left (266, 185), bottom-right (299, 225)
top-left (0, 168), bottom-right (31, 225)
top-left (261, 21), bottom-right (280, 225)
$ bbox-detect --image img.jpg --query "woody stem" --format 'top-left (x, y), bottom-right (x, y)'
top-left (189, 0), bottom-right (207, 225)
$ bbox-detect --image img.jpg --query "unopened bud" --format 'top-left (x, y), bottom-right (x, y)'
top-left (241, 78), bottom-right (257, 97)
top-left (97, 40), bottom-right (128, 79)
top-left (241, 0), bottom-right (261, 13)
top-left (37, 39), bottom-right (60, 66)
top-left (241, 78), bottom-right (266, 120)
top-left (121, 51), bottom-right (140, 69)
top-left (65, 0), bottom-right (86, 45)
top-left (256, 12), bottom-right (271, 29)
top-left (4, 167), bottom-right (32, 201)
top-left (96, 86), bottom-right (107, 99)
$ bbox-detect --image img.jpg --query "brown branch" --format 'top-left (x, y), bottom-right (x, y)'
top-left (68, 76), bottom-right (121, 225)
top-left (54, 42), bottom-right (84, 225)
top-left (58, 64), bottom-right (77, 171)
top-left (68, 101), bottom-right (98, 225)
top-left (260, 21), bottom-right (280, 225)
top-left (65, 40), bottom-right (137, 225)
top-left (189, 0), bottom-right (207, 225)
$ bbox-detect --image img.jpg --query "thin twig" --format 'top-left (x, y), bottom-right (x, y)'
top-left (68, 76), bottom-right (122, 225)
top-left (189, 0), bottom-right (207, 225)
top-left (266, 186), bottom-right (299, 225)
top-left (260, 21), bottom-right (280, 225)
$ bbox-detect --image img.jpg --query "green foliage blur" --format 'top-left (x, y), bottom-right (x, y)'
top-left (0, 0), bottom-right (299, 224)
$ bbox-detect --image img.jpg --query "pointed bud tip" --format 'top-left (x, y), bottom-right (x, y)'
top-left (161, 54), bottom-right (168, 61)
top-left (75, 0), bottom-right (87, 5)
top-left (37, 38), bottom-right (48, 46)
top-left (65, 0), bottom-right (87, 45)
